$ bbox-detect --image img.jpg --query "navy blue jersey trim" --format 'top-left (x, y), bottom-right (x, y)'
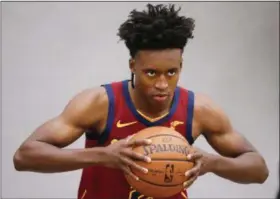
top-left (186, 90), bottom-right (195, 145)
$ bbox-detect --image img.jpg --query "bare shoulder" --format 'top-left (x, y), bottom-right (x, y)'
top-left (192, 92), bottom-right (259, 157)
top-left (21, 86), bottom-right (109, 148)
top-left (61, 86), bottom-right (109, 130)
top-left (193, 92), bottom-right (229, 134)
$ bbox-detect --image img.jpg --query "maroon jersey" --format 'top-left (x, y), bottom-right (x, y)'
top-left (78, 80), bottom-right (195, 199)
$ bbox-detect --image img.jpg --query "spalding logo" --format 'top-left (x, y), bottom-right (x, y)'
top-left (143, 144), bottom-right (188, 156)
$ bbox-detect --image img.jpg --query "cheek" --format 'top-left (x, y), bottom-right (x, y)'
top-left (137, 75), bottom-right (154, 94)
top-left (168, 76), bottom-right (179, 88)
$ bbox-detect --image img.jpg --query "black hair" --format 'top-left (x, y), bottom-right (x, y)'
top-left (117, 3), bottom-right (195, 87)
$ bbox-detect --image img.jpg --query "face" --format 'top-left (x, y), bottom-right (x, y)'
top-left (130, 49), bottom-right (182, 107)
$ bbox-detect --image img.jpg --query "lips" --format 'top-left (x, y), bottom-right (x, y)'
top-left (154, 93), bottom-right (169, 97)
top-left (152, 94), bottom-right (169, 102)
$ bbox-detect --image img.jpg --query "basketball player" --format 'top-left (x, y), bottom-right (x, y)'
top-left (13, 4), bottom-right (269, 199)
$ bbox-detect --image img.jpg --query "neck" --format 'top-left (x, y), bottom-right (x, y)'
top-left (128, 82), bottom-right (172, 119)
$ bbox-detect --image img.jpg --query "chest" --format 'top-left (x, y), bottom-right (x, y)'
top-left (103, 110), bottom-right (197, 146)
top-left (89, 82), bottom-right (202, 146)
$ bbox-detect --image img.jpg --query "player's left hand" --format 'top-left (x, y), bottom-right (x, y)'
top-left (183, 147), bottom-right (206, 189)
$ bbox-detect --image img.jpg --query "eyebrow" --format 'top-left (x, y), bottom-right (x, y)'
top-left (142, 66), bottom-right (179, 70)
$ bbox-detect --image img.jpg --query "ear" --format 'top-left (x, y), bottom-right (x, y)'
top-left (129, 59), bottom-right (136, 74)
top-left (179, 58), bottom-right (183, 71)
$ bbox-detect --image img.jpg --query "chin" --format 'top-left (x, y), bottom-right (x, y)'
top-left (151, 97), bottom-right (170, 106)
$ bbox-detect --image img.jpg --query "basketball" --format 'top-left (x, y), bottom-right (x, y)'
top-left (125, 126), bottom-right (194, 198)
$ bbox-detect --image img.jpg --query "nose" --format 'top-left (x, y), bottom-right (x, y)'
top-left (155, 75), bottom-right (168, 90)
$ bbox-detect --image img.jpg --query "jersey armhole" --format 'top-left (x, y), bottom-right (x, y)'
top-left (186, 90), bottom-right (195, 145)
top-left (96, 84), bottom-right (115, 145)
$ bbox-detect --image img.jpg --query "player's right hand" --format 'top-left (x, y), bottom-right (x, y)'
top-left (101, 135), bottom-right (152, 180)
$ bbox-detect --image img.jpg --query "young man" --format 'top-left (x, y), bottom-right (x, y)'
top-left (13, 4), bottom-right (269, 199)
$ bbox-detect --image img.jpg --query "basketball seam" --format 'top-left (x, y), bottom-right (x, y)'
top-left (134, 159), bottom-right (192, 162)
top-left (129, 133), bottom-right (190, 190)
top-left (145, 134), bottom-right (187, 142)
top-left (136, 176), bottom-right (184, 187)
top-left (150, 158), bottom-right (192, 162)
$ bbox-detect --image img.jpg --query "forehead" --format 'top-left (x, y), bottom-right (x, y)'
top-left (135, 49), bottom-right (182, 68)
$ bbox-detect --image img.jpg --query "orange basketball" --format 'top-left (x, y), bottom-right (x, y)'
top-left (125, 126), bottom-right (194, 198)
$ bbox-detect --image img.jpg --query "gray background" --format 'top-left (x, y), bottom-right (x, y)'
top-left (2, 2), bottom-right (279, 198)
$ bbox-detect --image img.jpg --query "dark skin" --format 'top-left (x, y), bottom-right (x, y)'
top-left (183, 94), bottom-right (269, 187)
top-left (129, 49), bottom-right (182, 117)
top-left (13, 49), bottom-right (269, 192)
top-left (129, 49), bottom-right (269, 188)
top-left (13, 87), bottom-right (151, 177)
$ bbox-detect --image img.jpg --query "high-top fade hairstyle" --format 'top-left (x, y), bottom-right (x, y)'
top-left (117, 3), bottom-right (195, 87)
top-left (117, 3), bottom-right (195, 58)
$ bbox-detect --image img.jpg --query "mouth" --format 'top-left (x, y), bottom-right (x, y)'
top-left (152, 94), bottom-right (169, 102)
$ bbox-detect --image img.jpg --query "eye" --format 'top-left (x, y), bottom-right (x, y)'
top-left (146, 70), bottom-right (156, 77)
top-left (167, 70), bottom-right (177, 76)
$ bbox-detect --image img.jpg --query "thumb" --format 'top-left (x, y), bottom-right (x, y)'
top-left (125, 134), bottom-right (136, 143)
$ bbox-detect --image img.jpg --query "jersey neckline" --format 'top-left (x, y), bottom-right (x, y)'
top-left (122, 80), bottom-right (180, 127)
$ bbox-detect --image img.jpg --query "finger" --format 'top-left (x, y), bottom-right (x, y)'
top-left (126, 138), bottom-right (152, 147)
top-left (183, 175), bottom-right (198, 189)
top-left (121, 156), bottom-right (148, 174)
top-left (187, 152), bottom-right (203, 161)
top-left (122, 165), bottom-right (139, 181)
top-left (121, 149), bottom-right (151, 163)
top-left (185, 162), bottom-right (201, 178)
top-left (125, 134), bottom-right (135, 143)
top-left (185, 169), bottom-right (196, 179)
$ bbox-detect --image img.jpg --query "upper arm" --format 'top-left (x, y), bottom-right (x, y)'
top-left (195, 94), bottom-right (257, 158)
top-left (22, 87), bottom-right (108, 148)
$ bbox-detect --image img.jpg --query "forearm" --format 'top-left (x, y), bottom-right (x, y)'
top-left (13, 141), bottom-right (105, 173)
top-left (210, 152), bottom-right (269, 184)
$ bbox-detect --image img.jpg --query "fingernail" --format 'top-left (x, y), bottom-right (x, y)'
top-left (143, 168), bottom-right (148, 173)
top-left (187, 154), bottom-right (192, 160)
top-left (136, 177), bottom-right (139, 181)
top-left (145, 157), bottom-right (151, 163)
top-left (146, 139), bottom-right (152, 144)
top-left (183, 182), bottom-right (187, 187)
top-left (185, 171), bottom-right (189, 177)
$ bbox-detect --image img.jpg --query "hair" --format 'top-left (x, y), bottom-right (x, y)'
top-left (117, 3), bottom-right (195, 88)
top-left (117, 3), bottom-right (195, 58)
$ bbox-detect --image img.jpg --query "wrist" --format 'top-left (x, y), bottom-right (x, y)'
top-left (81, 147), bottom-right (108, 166)
top-left (205, 153), bottom-right (219, 173)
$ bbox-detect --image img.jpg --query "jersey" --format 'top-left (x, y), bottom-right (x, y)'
top-left (77, 80), bottom-right (195, 199)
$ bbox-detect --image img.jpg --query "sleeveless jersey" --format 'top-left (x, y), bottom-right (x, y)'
top-left (78, 80), bottom-right (195, 199)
